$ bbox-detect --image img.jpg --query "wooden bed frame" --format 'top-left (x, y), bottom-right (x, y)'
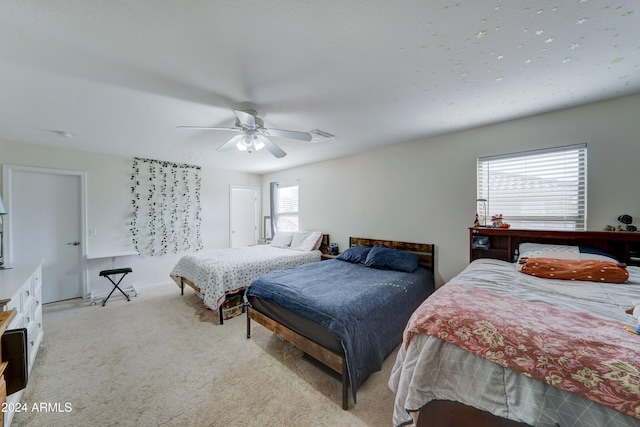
top-left (415, 228), bottom-right (640, 427)
top-left (246, 237), bottom-right (435, 410)
top-left (178, 234), bottom-right (330, 324)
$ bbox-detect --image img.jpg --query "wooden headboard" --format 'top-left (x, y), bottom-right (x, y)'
top-left (349, 237), bottom-right (435, 273)
top-left (469, 227), bottom-right (640, 266)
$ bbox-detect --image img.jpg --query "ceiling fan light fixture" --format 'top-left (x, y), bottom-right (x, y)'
top-left (181, 109), bottom-right (309, 158)
top-left (253, 136), bottom-right (266, 151)
top-left (236, 134), bottom-right (265, 153)
top-left (235, 135), bottom-right (251, 151)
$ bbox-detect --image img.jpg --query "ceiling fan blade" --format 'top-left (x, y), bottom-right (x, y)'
top-left (258, 136), bottom-right (287, 158)
top-left (233, 110), bottom-right (256, 128)
top-left (217, 135), bottom-right (243, 152)
top-left (264, 128), bottom-right (312, 142)
top-left (177, 126), bottom-right (241, 132)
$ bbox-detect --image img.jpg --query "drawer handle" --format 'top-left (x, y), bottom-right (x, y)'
top-left (26, 290), bottom-right (30, 296)
top-left (26, 317), bottom-right (30, 323)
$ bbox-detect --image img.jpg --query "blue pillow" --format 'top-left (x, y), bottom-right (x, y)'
top-left (363, 245), bottom-right (420, 273)
top-left (336, 246), bottom-right (372, 264)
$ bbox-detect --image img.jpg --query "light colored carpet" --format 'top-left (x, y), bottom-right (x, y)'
top-left (12, 283), bottom-right (398, 426)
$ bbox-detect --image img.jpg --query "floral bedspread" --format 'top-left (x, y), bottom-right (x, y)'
top-left (403, 283), bottom-right (640, 419)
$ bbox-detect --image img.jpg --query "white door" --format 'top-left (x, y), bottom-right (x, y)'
top-left (4, 166), bottom-right (86, 303)
top-left (230, 186), bottom-right (259, 248)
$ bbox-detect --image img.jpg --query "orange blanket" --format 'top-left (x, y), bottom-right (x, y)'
top-left (518, 257), bottom-right (629, 283)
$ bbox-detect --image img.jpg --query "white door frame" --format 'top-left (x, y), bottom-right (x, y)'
top-left (3, 164), bottom-right (89, 297)
top-left (229, 185), bottom-right (260, 248)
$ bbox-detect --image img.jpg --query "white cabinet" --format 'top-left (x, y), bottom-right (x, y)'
top-left (0, 261), bottom-right (44, 426)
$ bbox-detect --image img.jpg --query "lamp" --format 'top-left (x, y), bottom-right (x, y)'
top-left (0, 195), bottom-right (6, 215)
top-left (476, 198), bottom-right (487, 227)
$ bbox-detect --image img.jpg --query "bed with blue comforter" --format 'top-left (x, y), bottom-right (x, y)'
top-left (245, 237), bottom-right (435, 409)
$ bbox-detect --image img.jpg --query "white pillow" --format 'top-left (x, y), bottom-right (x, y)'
top-left (289, 231), bottom-right (323, 251)
top-left (518, 243), bottom-right (579, 261)
top-left (270, 231), bottom-right (295, 248)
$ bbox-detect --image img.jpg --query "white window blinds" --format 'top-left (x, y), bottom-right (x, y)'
top-left (270, 181), bottom-right (299, 233)
top-left (477, 144), bottom-right (587, 230)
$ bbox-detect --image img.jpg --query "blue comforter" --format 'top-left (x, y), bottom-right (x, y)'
top-left (245, 258), bottom-right (435, 402)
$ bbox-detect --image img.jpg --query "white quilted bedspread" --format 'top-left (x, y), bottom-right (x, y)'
top-left (170, 245), bottom-right (321, 311)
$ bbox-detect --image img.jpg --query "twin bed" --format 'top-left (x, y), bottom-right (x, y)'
top-left (390, 229), bottom-right (640, 427)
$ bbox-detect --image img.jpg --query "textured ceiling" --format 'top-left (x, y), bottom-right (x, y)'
top-left (0, 1), bottom-right (638, 174)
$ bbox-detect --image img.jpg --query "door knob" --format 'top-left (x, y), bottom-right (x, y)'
top-left (67, 241), bottom-right (80, 246)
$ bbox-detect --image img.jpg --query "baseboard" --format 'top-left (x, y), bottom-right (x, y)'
top-left (84, 281), bottom-right (175, 303)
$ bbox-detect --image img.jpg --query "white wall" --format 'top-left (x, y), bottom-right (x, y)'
top-left (1, 94), bottom-right (638, 293)
top-left (262, 94), bottom-right (640, 286)
top-left (0, 140), bottom-right (261, 296)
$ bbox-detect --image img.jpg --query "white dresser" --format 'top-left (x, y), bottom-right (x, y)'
top-left (0, 261), bottom-right (44, 426)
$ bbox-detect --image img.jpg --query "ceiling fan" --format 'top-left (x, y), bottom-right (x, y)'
top-left (178, 109), bottom-right (312, 158)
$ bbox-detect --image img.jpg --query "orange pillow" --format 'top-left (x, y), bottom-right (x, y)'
top-left (518, 257), bottom-right (629, 283)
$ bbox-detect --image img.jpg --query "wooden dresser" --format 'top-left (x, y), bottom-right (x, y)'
top-left (0, 261), bottom-right (44, 426)
top-left (0, 310), bottom-right (17, 427)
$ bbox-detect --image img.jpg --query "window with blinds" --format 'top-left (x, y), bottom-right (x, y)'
top-left (270, 181), bottom-right (299, 233)
top-left (477, 144), bottom-right (587, 230)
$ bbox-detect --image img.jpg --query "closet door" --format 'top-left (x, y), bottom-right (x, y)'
top-left (4, 166), bottom-right (86, 303)
top-left (230, 186), bottom-right (259, 248)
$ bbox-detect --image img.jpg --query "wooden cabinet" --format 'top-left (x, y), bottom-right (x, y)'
top-left (0, 310), bottom-right (17, 427)
top-left (0, 261), bottom-right (43, 426)
top-left (470, 227), bottom-right (640, 265)
top-left (0, 373), bottom-right (5, 427)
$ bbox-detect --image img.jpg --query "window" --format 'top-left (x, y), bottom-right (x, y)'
top-left (270, 181), bottom-right (299, 234)
top-left (477, 144), bottom-right (586, 230)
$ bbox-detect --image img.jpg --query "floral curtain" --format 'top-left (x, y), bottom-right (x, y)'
top-left (130, 157), bottom-right (203, 256)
